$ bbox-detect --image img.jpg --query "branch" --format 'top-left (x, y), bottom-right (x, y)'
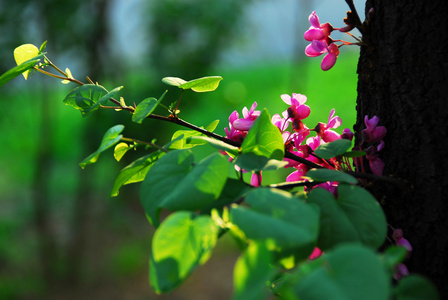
top-left (345, 0), bottom-right (364, 34)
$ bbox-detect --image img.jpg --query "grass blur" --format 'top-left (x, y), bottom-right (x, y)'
top-left (0, 51), bottom-right (359, 299)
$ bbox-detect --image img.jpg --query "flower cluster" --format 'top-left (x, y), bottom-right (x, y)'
top-left (223, 93), bottom-right (387, 189)
top-left (355, 115), bottom-right (387, 176)
top-left (392, 229), bottom-right (413, 280)
top-left (304, 11), bottom-right (360, 71)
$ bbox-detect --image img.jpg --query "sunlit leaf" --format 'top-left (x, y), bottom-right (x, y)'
top-left (114, 142), bottom-right (131, 161)
top-left (162, 77), bottom-right (187, 87)
top-left (232, 241), bottom-right (275, 300)
top-left (79, 125), bottom-right (124, 168)
top-left (0, 53), bottom-right (45, 87)
top-left (63, 84), bottom-right (123, 116)
top-left (132, 91), bottom-right (167, 124)
top-left (306, 168), bottom-right (358, 184)
top-left (110, 151), bottom-right (164, 197)
top-left (140, 150), bottom-right (228, 226)
top-left (314, 139), bottom-right (352, 159)
top-left (188, 136), bottom-right (239, 156)
top-left (61, 68), bottom-right (74, 84)
top-left (150, 212), bottom-right (218, 293)
top-left (13, 44), bottom-right (40, 79)
top-left (178, 76), bottom-right (223, 92)
top-left (234, 109), bottom-right (284, 171)
top-left (205, 119), bottom-right (219, 132)
top-left (169, 130), bottom-right (207, 149)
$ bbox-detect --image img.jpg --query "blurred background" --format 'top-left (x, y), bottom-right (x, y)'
top-left (0, 0), bottom-right (362, 299)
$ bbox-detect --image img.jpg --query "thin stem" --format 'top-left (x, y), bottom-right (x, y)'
top-left (121, 137), bottom-right (168, 153)
top-left (34, 67), bottom-right (84, 86)
top-left (44, 55), bottom-right (67, 77)
top-left (174, 90), bottom-right (185, 115)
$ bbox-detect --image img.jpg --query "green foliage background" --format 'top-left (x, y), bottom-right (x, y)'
top-left (0, 1), bottom-right (358, 299)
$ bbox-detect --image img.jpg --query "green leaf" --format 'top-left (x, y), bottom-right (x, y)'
top-left (0, 53), bottom-right (45, 87)
top-left (232, 241), bottom-right (275, 300)
top-left (205, 119), bottom-right (219, 132)
top-left (188, 136), bottom-right (239, 156)
top-left (150, 212), bottom-right (218, 293)
top-left (306, 168), bottom-right (358, 184)
top-left (162, 77), bottom-right (187, 87)
top-left (381, 246), bottom-right (408, 274)
top-left (79, 125), bottom-right (124, 168)
top-left (178, 76), bottom-right (223, 92)
top-left (307, 184), bottom-right (387, 250)
top-left (233, 109), bottom-right (285, 171)
top-left (230, 188), bottom-right (319, 261)
top-left (110, 151), bottom-right (164, 197)
top-left (233, 152), bottom-right (288, 172)
top-left (314, 139), bottom-right (352, 159)
top-left (113, 143), bottom-right (132, 162)
top-left (132, 91), bottom-right (167, 124)
top-left (13, 44), bottom-right (40, 79)
top-left (39, 41), bottom-right (48, 53)
top-left (200, 178), bottom-right (250, 213)
top-left (394, 275), bottom-right (439, 300)
top-left (169, 130), bottom-right (207, 149)
top-left (63, 84), bottom-right (123, 117)
top-left (282, 244), bottom-right (390, 300)
top-left (140, 150), bottom-right (228, 226)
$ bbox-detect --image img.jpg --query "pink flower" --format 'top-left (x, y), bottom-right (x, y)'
top-left (251, 172), bottom-right (262, 187)
top-left (341, 128), bottom-right (354, 141)
top-left (365, 146), bottom-right (385, 176)
top-left (306, 41), bottom-right (340, 71)
top-left (224, 102), bottom-right (260, 143)
top-left (304, 11), bottom-right (333, 42)
top-left (393, 229), bottom-right (413, 255)
top-left (314, 109), bottom-right (342, 143)
top-left (281, 93), bottom-right (311, 120)
top-left (233, 102), bottom-right (260, 131)
top-left (394, 263), bottom-right (409, 280)
top-left (309, 247), bottom-right (323, 260)
top-left (303, 11), bottom-right (339, 71)
top-left (362, 115), bottom-right (387, 143)
top-left (281, 93), bottom-right (311, 132)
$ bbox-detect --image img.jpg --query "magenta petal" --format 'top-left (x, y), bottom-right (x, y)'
top-left (321, 53), bottom-right (337, 71)
top-left (251, 172), bottom-right (262, 187)
top-left (364, 115), bottom-right (379, 129)
top-left (309, 11), bottom-right (320, 28)
top-left (328, 115), bottom-right (342, 129)
top-left (229, 111), bottom-right (239, 124)
top-left (304, 28), bottom-right (326, 41)
top-left (371, 126), bottom-right (387, 142)
top-left (305, 44), bottom-right (323, 57)
top-left (233, 118), bottom-right (253, 131)
top-left (322, 130), bottom-right (341, 143)
top-left (369, 157), bottom-right (385, 176)
top-left (297, 105), bottom-right (311, 119)
top-left (309, 247), bottom-right (323, 260)
top-left (311, 40), bottom-right (327, 53)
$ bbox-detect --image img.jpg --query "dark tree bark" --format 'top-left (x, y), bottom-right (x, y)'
top-left (355, 0), bottom-right (448, 297)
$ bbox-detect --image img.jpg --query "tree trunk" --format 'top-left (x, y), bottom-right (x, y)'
top-left (355, 0), bottom-right (448, 297)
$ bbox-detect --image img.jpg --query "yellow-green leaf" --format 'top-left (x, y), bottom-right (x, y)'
top-left (13, 44), bottom-right (40, 80)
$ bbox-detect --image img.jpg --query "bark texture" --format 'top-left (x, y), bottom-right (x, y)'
top-left (355, 0), bottom-right (448, 297)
